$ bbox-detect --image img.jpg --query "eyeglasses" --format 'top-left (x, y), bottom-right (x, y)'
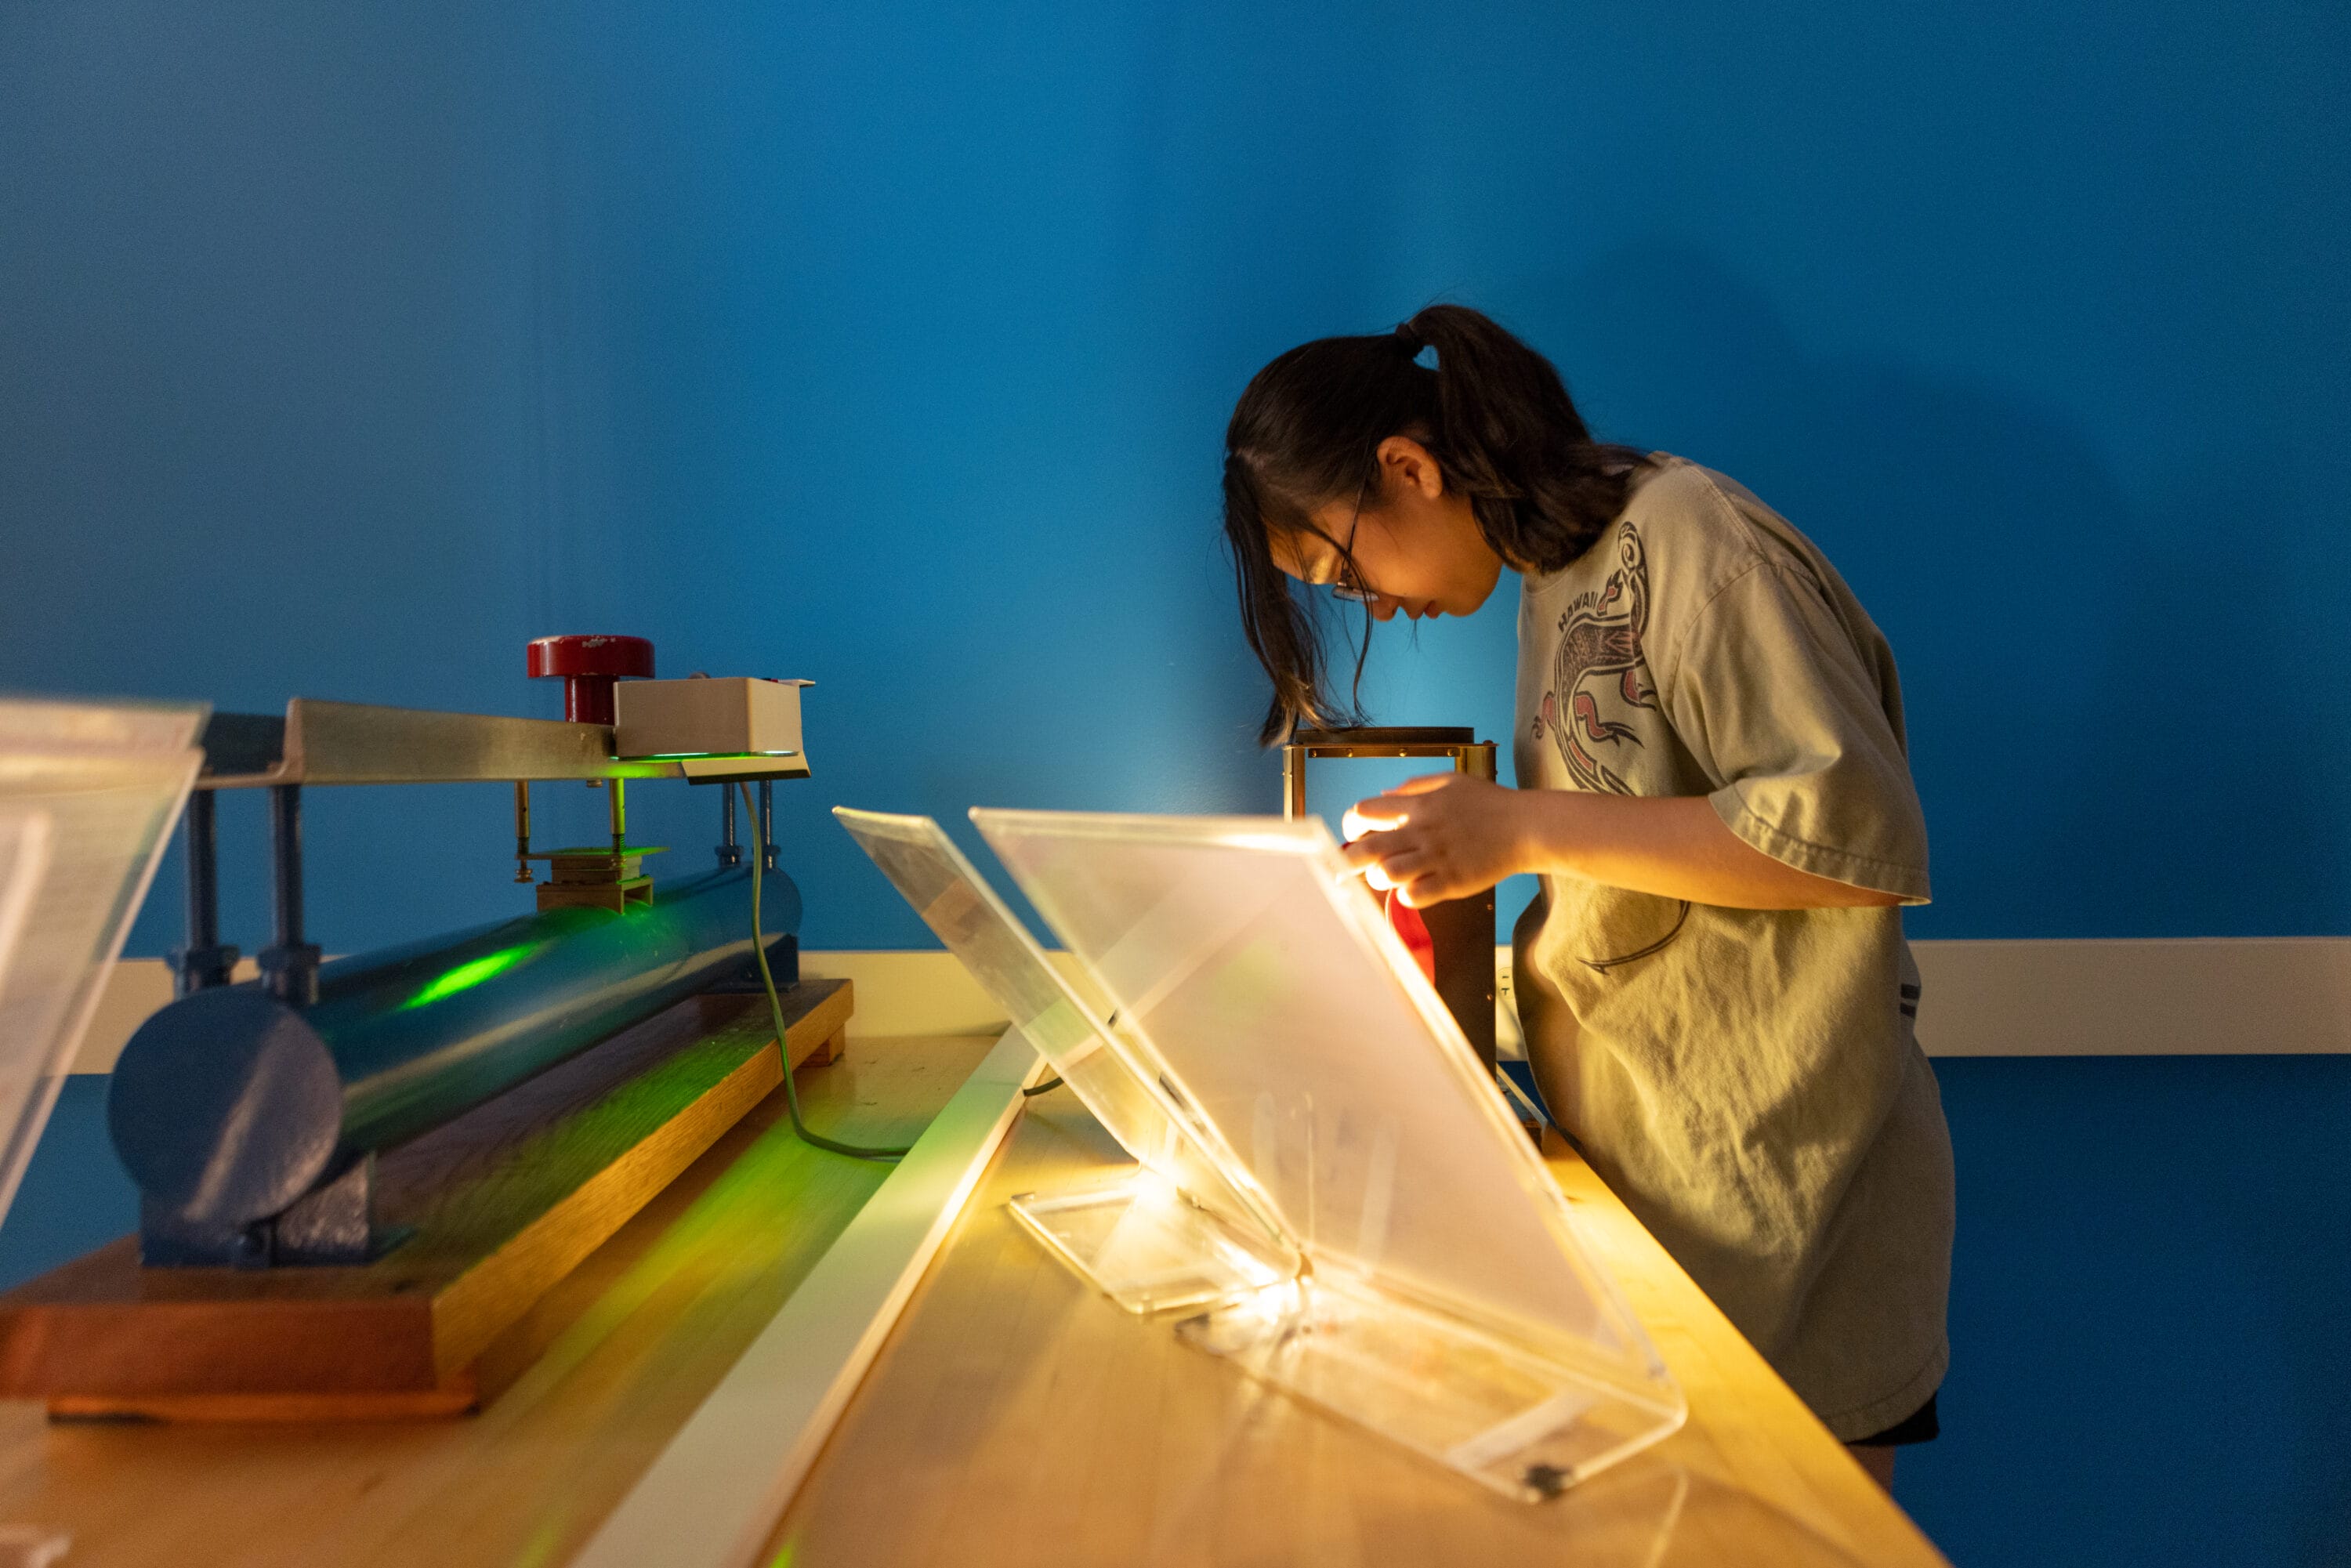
top-left (1327, 476), bottom-right (1376, 603)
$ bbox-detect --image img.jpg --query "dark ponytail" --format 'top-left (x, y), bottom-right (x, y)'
top-left (1222, 304), bottom-right (1646, 744)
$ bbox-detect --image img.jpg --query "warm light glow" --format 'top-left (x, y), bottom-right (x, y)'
top-left (1236, 1279), bottom-right (1302, 1327)
top-left (637, 749), bottom-right (800, 759)
top-left (1128, 1168), bottom-right (1181, 1213)
top-left (1214, 830), bottom-right (1321, 855)
top-left (1339, 806), bottom-right (1400, 890)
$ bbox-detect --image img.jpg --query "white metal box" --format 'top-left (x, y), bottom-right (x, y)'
top-left (613, 678), bottom-right (810, 762)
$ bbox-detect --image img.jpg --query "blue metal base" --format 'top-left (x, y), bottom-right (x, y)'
top-left (698, 933), bottom-right (799, 994)
top-left (137, 1156), bottom-right (408, 1268)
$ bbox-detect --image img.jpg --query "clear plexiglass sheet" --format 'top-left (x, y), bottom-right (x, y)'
top-left (832, 808), bottom-right (1296, 1308)
top-left (0, 699), bottom-right (205, 1230)
top-left (972, 809), bottom-right (1685, 1494)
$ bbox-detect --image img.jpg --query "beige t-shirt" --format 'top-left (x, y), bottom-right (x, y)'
top-left (1512, 455), bottom-right (1954, 1441)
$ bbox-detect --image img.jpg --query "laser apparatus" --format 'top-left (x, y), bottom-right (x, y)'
top-left (0, 636), bottom-right (849, 1419)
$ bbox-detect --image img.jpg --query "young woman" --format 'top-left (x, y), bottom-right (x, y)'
top-left (1222, 305), bottom-right (1954, 1486)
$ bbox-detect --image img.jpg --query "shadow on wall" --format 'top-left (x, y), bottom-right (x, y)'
top-left (1517, 244), bottom-right (2339, 939)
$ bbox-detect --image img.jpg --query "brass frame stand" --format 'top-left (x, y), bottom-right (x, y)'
top-left (1281, 726), bottom-right (1498, 1070)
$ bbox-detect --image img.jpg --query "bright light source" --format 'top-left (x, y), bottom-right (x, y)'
top-left (1128, 1168), bottom-right (1181, 1213)
top-left (1213, 831), bottom-right (1320, 855)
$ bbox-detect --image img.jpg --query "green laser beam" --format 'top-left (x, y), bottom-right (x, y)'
top-left (400, 943), bottom-right (539, 1009)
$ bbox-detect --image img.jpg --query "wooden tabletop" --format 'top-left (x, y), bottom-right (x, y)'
top-left (0, 1036), bottom-right (1954, 1566)
top-left (764, 1092), bottom-right (1952, 1568)
top-left (0, 1032), bottom-right (1002, 1568)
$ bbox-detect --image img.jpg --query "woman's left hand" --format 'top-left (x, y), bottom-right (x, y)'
top-left (1340, 773), bottom-right (1531, 907)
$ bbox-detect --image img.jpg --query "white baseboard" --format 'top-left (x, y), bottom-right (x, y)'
top-left (72, 938), bottom-right (2351, 1073)
top-left (1905, 937), bottom-right (2351, 1057)
top-left (74, 958), bottom-right (259, 1074)
top-left (1504, 938), bottom-right (2351, 1059)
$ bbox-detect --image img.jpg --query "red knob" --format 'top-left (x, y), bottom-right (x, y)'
top-left (527, 635), bottom-right (656, 726)
top-left (1385, 893), bottom-right (1437, 983)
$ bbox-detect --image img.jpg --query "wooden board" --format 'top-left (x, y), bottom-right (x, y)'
top-left (0, 1031), bottom-right (1002, 1566)
top-left (0, 980), bottom-right (853, 1417)
top-left (570, 1028), bottom-right (1046, 1568)
top-left (759, 1095), bottom-right (1953, 1568)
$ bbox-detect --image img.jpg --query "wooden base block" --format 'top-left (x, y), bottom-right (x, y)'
top-left (0, 978), bottom-right (855, 1420)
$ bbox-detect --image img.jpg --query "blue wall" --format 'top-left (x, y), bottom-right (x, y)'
top-left (4, 6), bottom-right (2349, 1565)
top-left (4, 0), bottom-right (2346, 954)
top-left (1907, 1057), bottom-right (2351, 1567)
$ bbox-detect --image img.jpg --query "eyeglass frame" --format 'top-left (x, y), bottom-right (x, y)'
top-left (1326, 473), bottom-right (1377, 603)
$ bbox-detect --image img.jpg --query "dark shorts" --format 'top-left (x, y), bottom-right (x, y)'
top-left (1852, 1390), bottom-right (1940, 1447)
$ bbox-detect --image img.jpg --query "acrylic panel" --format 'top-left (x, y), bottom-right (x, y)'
top-left (0, 699), bottom-right (205, 1228)
top-left (832, 807), bottom-right (1296, 1302)
top-left (969, 812), bottom-right (1683, 1437)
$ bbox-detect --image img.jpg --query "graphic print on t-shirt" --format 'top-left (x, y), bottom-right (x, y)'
top-left (1533, 521), bottom-right (1657, 795)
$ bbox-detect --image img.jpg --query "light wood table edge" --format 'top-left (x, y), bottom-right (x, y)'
top-left (1540, 1131), bottom-right (1951, 1566)
top-left (567, 1026), bottom-right (1046, 1568)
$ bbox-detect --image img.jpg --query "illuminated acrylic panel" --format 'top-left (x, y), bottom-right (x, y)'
top-left (970, 808), bottom-right (1686, 1500)
top-left (0, 699), bottom-right (205, 1230)
top-left (833, 808), bottom-right (1296, 1311)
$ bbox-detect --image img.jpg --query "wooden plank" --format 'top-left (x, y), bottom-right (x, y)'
top-left (759, 1095), bottom-right (1952, 1568)
top-left (44, 1387), bottom-right (476, 1422)
top-left (0, 1031), bottom-right (1002, 1566)
top-left (0, 981), bottom-right (853, 1412)
top-left (568, 1027), bottom-right (1045, 1568)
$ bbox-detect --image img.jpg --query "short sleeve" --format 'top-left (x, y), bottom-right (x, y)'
top-left (1664, 563), bottom-right (1931, 903)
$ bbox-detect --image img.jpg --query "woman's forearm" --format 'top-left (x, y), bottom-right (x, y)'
top-left (1514, 790), bottom-right (1904, 910)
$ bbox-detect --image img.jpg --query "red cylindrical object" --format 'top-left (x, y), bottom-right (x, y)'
top-left (526, 635), bottom-right (655, 726)
top-left (1386, 893), bottom-right (1437, 983)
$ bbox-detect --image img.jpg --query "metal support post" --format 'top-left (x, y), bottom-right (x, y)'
top-left (258, 784), bottom-right (322, 1005)
top-left (758, 780), bottom-right (777, 871)
top-left (170, 791), bottom-right (239, 995)
top-left (513, 780), bottom-right (534, 882)
top-left (716, 784), bottom-right (742, 867)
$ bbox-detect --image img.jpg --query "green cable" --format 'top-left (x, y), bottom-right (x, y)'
top-left (741, 782), bottom-right (911, 1162)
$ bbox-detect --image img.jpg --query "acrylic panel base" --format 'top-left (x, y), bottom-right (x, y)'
top-left (1005, 1175), bottom-right (1291, 1316)
top-left (1007, 1178), bottom-right (1683, 1501)
top-left (1176, 1270), bottom-right (1686, 1503)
